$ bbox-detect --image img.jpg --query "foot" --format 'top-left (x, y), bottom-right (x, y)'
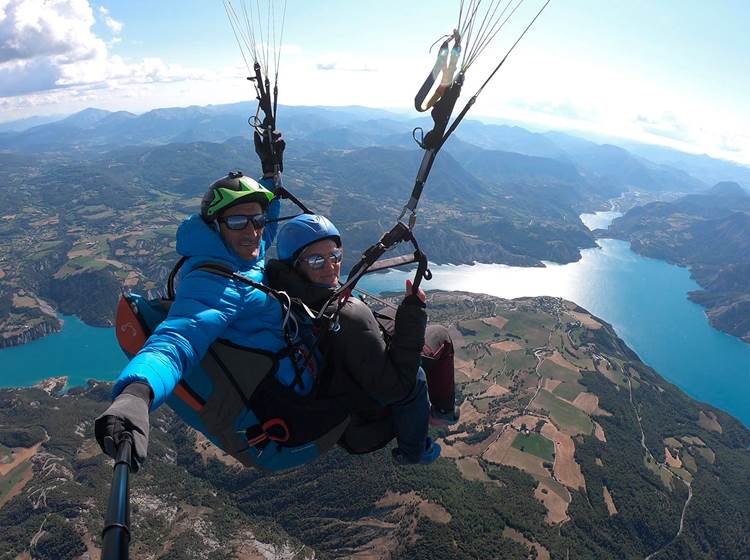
top-left (392, 437), bottom-right (441, 465)
top-left (429, 404), bottom-right (460, 427)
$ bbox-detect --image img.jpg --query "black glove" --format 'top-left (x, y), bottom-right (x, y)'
top-left (95, 382), bottom-right (152, 472)
top-left (254, 130), bottom-right (285, 174)
top-left (402, 294), bottom-right (427, 309)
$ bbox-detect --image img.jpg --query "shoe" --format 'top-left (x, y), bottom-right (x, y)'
top-left (429, 404), bottom-right (461, 427)
top-left (392, 437), bottom-right (441, 465)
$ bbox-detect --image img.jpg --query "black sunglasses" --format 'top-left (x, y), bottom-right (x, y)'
top-left (218, 213), bottom-right (267, 231)
top-left (298, 247), bottom-right (343, 270)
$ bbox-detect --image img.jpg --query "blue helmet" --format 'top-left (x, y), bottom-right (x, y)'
top-left (276, 214), bottom-right (341, 262)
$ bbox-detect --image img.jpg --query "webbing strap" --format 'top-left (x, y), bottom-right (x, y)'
top-left (365, 253), bottom-right (420, 274)
top-left (402, 71), bottom-right (465, 219)
top-left (274, 187), bottom-right (313, 214)
top-left (253, 62), bottom-right (274, 129)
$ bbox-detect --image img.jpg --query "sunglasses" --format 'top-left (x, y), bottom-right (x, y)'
top-left (298, 247), bottom-right (343, 270)
top-left (218, 213), bottom-right (267, 231)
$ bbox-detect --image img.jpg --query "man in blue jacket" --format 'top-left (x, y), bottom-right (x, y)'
top-left (94, 135), bottom-right (348, 471)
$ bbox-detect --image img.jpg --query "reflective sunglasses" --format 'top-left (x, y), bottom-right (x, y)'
top-left (217, 213), bottom-right (267, 231)
top-left (298, 247), bottom-right (343, 270)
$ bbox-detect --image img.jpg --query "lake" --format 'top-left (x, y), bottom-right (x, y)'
top-left (2, 212), bottom-right (750, 427)
top-left (0, 314), bottom-right (126, 389)
top-left (359, 212), bottom-right (750, 426)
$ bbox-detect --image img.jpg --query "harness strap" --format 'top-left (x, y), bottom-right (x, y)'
top-left (167, 259), bottom-right (322, 396)
top-left (173, 381), bottom-right (206, 412)
top-left (365, 253), bottom-right (421, 274)
top-left (275, 188), bottom-right (313, 214)
top-left (325, 221), bottom-right (413, 317)
top-left (185, 262), bottom-right (319, 324)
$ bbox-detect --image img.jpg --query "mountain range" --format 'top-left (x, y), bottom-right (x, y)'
top-left (1, 103), bottom-right (749, 350)
top-left (2, 104), bottom-right (748, 193)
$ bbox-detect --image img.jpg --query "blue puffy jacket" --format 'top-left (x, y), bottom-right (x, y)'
top-left (111, 182), bottom-right (349, 471)
top-left (112, 188), bottom-right (315, 407)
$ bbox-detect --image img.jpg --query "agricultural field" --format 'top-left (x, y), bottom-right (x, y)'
top-left (2, 292), bottom-right (748, 559)
top-left (423, 293), bottom-right (726, 538)
top-left (512, 432), bottom-right (555, 462)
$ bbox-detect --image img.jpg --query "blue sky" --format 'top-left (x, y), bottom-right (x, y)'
top-left (1, 0), bottom-right (749, 165)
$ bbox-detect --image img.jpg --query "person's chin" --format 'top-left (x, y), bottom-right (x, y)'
top-left (238, 245), bottom-right (260, 260)
top-left (317, 275), bottom-right (338, 287)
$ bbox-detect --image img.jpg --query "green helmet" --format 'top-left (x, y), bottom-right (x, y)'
top-left (200, 171), bottom-right (274, 222)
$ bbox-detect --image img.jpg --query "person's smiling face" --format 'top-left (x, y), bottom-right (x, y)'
top-left (218, 201), bottom-right (264, 260)
top-left (297, 238), bottom-right (342, 287)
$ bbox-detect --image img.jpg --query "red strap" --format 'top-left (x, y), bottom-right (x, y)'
top-left (246, 418), bottom-right (291, 447)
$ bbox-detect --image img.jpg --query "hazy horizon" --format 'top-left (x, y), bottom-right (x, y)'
top-left (1, 1), bottom-right (749, 166)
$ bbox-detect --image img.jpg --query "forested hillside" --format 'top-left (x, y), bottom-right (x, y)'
top-left (1, 294), bottom-right (749, 559)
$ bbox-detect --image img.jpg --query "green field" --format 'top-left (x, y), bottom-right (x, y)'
top-left (512, 432), bottom-right (555, 462)
top-left (505, 349), bottom-right (537, 373)
top-left (0, 443), bottom-right (11, 463)
top-left (473, 397), bottom-right (493, 413)
top-left (601, 366), bottom-right (629, 387)
top-left (502, 312), bottom-right (555, 347)
top-left (456, 344), bottom-right (484, 363)
top-left (683, 453), bottom-right (698, 473)
top-left (539, 360), bottom-right (580, 383)
top-left (457, 319), bottom-right (503, 341)
top-left (463, 380), bottom-right (491, 396)
top-left (552, 380), bottom-right (586, 402)
top-left (534, 390), bottom-right (593, 435)
top-left (475, 347), bottom-right (506, 373)
top-left (0, 462), bottom-right (31, 503)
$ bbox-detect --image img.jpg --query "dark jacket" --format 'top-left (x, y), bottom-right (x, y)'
top-left (265, 260), bottom-right (427, 407)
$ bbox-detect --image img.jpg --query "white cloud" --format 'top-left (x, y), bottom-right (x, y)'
top-left (312, 51), bottom-right (379, 74)
top-left (0, 0), bottom-right (104, 63)
top-left (98, 6), bottom-right (122, 34)
top-left (316, 61), bottom-right (376, 73)
top-left (0, 0), bottom-right (210, 99)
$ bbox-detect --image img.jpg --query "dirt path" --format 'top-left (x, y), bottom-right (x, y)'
top-left (627, 377), bottom-right (694, 560)
top-left (525, 327), bottom-right (554, 414)
top-left (644, 483), bottom-right (693, 560)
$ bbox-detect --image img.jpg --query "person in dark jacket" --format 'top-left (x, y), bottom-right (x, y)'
top-left (266, 214), bottom-right (454, 464)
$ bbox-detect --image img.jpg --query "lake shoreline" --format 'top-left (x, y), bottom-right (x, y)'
top-left (3, 212), bottom-right (749, 428)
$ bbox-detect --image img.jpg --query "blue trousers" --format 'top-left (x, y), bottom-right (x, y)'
top-left (388, 368), bottom-right (430, 462)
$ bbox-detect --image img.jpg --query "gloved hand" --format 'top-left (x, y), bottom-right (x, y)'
top-left (254, 130), bottom-right (285, 174)
top-left (94, 382), bottom-right (152, 472)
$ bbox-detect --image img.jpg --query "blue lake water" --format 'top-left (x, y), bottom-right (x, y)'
top-left (359, 212), bottom-right (750, 427)
top-left (0, 314), bottom-right (126, 389)
top-left (2, 211), bottom-right (749, 427)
